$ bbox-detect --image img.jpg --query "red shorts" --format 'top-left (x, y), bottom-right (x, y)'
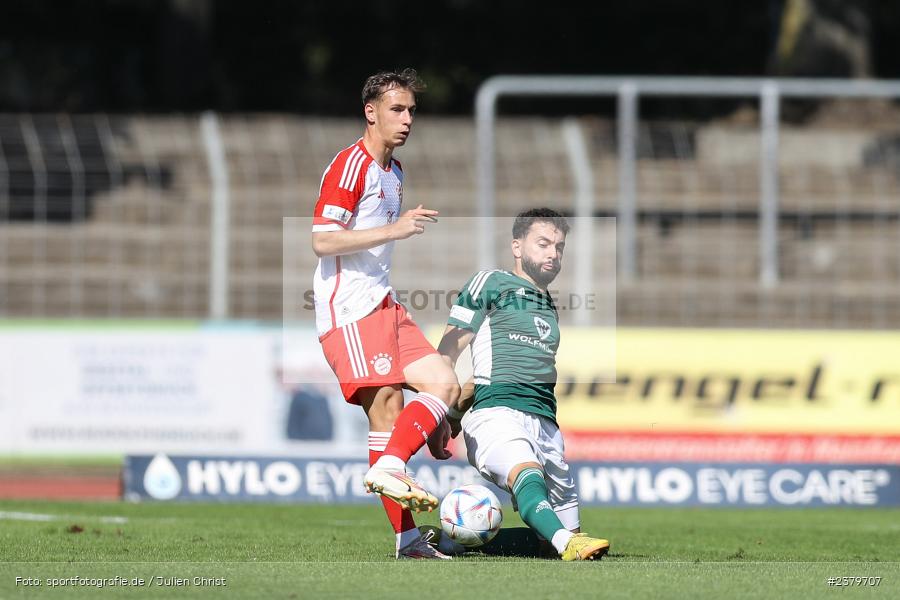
top-left (319, 297), bottom-right (437, 403)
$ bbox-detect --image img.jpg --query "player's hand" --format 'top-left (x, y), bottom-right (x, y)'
top-left (391, 204), bottom-right (438, 240)
top-left (426, 417), bottom-right (452, 460)
top-left (448, 414), bottom-right (463, 439)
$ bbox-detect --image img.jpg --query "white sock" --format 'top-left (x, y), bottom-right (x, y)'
top-left (373, 454), bottom-right (405, 471)
top-left (551, 530), bottom-right (575, 554)
top-left (396, 528), bottom-right (420, 552)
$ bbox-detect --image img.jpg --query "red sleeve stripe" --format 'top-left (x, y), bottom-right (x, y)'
top-left (313, 215), bottom-right (347, 226)
top-left (318, 156), bottom-right (338, 196)
top-left (328, 256), bottom-right (342, 330)
top-left (339, 147), bottom-right (366, 191)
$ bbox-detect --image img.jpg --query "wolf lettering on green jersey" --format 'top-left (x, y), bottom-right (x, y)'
top-left (447, 270), bottom-right (560, 422)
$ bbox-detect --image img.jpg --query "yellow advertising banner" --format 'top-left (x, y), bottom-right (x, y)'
top-left (426, 326), bottom-right (900, 434)
top-left (554, 328), bottom-right (900, 434)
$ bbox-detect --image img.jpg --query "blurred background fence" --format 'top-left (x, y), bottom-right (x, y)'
top-left (2, 77), bottom-right (900, 329)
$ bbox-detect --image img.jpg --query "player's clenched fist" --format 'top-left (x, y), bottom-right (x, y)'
top-left (391, 204), bottom-right (439, 239)
top-left (426, 417), bottom-right (453, 460)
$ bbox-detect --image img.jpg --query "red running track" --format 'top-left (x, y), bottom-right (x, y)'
top-left (0, 476), bottom-right (120, 500)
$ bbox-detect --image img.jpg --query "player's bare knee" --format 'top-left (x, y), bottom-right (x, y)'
top-left (507, 462), bottom-right (544, 491)
top-left (444, 380), bottom-right (461, 409)
top-left (415, 379), bottom-right (460, 409)
top-left (434, 380), bottom-right (461, 409)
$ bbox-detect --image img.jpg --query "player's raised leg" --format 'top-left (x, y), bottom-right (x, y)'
top-left (507, 463), bottom-right (609, 561)
top-left (365, 305), bottom-right (461, 512)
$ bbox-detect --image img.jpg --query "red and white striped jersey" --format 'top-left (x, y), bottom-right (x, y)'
top-left (312, 139), bottom-right (404, 335)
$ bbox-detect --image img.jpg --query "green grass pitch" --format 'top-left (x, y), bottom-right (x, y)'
top-left (1, 499), bottom-right (898, 598)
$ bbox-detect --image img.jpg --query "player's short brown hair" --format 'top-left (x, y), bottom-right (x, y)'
top-left (362, 69), bottom-right (426, 105)
top-left (513, 208), bottom-right (570, 239)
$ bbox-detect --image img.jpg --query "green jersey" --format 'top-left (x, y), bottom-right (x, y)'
top-left (447, 269), bottom-right (560, 422)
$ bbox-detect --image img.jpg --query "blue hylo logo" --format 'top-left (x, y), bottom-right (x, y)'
top-left (143, 454), bottom-right (182, 500)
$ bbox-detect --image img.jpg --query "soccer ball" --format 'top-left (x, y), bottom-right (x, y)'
top-left (439, 484), bottom-right (503, 547)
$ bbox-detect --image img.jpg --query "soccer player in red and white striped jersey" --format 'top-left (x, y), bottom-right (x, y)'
top-left (311, 69), bottom-right (461, 559)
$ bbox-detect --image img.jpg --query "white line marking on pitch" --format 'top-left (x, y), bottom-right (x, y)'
top-left (0, 511), bottom-right (128, 524)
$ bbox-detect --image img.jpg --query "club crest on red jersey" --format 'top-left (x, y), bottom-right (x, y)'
top-left (370, 352), bottom-right (393, 375)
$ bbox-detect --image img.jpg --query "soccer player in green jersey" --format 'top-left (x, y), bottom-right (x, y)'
top-left (432, 208), bottom-right (610, 561)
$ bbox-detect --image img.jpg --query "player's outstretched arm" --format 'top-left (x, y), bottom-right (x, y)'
top-left (438, 325), bottom-right (475, 437)
top-left (442, 377), bottom-right (475, 439)
top-left (312, 226), bottom-right (397, 257)
top-left (457, 378), bottom-right (475, 413)
top-left (311, 204), bottom-right (438, 257)
top-left (437, 324), bottom-right (474, 368)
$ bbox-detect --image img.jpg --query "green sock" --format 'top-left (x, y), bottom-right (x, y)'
top-left (480, 527), bottom-right (555, 558)
top-left (511, 468), bottom-right (569, 549)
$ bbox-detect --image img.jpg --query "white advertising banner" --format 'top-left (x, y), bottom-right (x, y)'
top-left (0, 325), bottom-right (367, 455)
top-left (0, 338), bottom-right (12, 453)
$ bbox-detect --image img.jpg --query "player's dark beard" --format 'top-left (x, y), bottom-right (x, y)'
top-left (522, 255), bottom-right (559, 288)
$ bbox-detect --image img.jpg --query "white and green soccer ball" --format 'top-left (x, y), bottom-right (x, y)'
top-left (439, 484), bottom-right (503, 547)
